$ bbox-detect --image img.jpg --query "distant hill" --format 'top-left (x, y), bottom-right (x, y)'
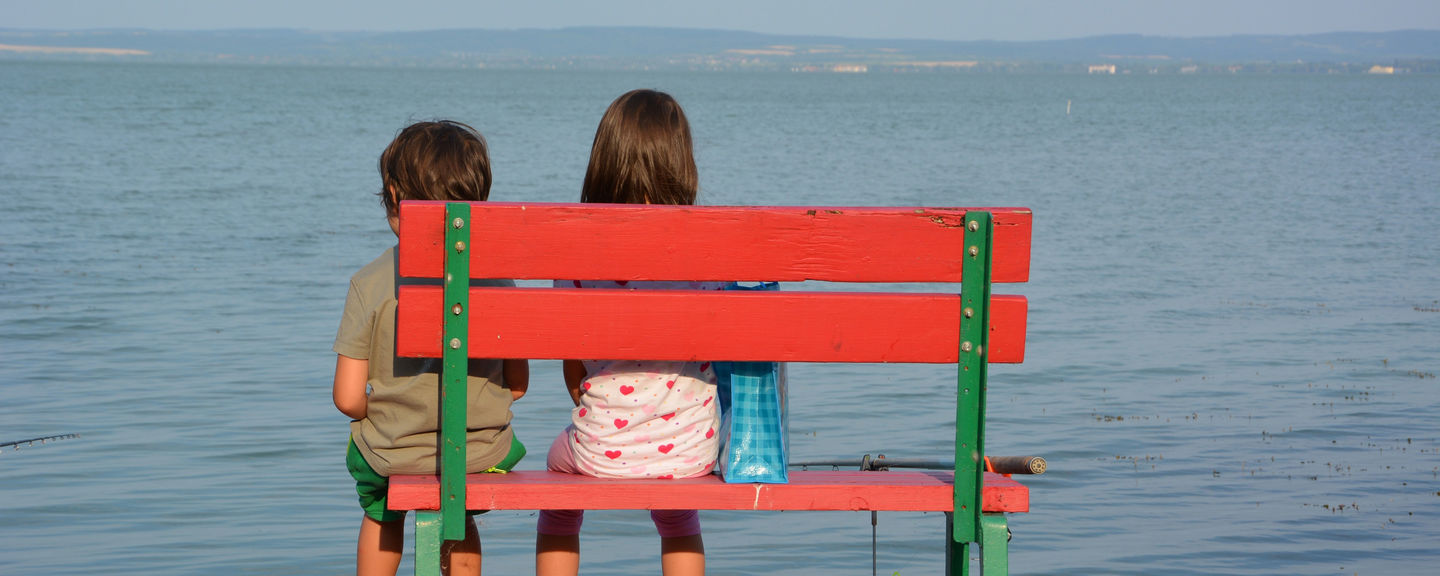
top-left (3, 27), bottom-right (1438, 72)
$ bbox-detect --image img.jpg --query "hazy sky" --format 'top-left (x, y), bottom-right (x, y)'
top-left (4, 0), bottom-right (1438, 42)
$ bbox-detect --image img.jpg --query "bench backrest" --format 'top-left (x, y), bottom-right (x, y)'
top-left (395, 201), bottom-right (1032, 544)
top-left (396, 203), bottom-right (1030, 363)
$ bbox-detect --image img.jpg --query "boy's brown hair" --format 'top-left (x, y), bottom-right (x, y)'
top-left (378, 120), bottom-right (492, 218)
top-left (582, 89), bottom-right (698, 206)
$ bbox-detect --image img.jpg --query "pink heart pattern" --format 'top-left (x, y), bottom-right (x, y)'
top-left (554, 322), bottom-right (726, 479)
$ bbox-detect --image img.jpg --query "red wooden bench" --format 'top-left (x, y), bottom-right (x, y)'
top-left (387, 201), bottom-right (1033, 576)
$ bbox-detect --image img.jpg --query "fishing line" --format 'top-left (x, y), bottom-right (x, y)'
top-left (1, 433), bottom-right (81, 451)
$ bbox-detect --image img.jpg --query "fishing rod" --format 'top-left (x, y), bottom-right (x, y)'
top-left (792, 453), bottom-right (1047, 475)
top-left (789, 453), bottom-right (1046, 576)
top-left (1, 433), bottom-right (81, 451)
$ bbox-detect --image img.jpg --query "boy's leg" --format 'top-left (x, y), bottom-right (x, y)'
top-left (442, 516), bottom-right (482, 576)
top-left (350, 439), bottom-right (406, 576)
top-left (357, 515), bottom-right (404, 576)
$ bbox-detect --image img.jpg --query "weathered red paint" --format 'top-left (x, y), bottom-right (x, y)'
top-left (398, 202), bottom-right (1032, 284)
top-left (396, 286), bottom-right (1027, 363)
top-left (388, 471), bottom-right (1028, 514)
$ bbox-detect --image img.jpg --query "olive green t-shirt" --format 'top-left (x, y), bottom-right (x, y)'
top-left (334, 246), bottom-right (517, 477)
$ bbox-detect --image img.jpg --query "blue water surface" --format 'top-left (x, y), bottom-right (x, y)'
top-left (1, 61), bottom-right (1437, 575)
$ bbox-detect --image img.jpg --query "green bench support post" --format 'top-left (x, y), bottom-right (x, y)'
top-left (945, 512), bottom-right (1009, 576)
top-left (980, 514), bottom-right (1011, 575)
top-left (416, 202), bottom-right (472, 576)
top-left (949, 211), bottom-right (993, 576)
top-left (945, 512), bottom-right (967, 576)
top-left (442, 202), bottom-right (471, 542)
top-left (414, 511), bottom-right (443, 576)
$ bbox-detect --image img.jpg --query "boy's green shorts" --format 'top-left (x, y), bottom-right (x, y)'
top-left (347, 434), bottom-right (526, 523)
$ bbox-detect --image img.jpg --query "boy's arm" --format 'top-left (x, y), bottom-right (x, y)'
top-left (333, 354), bottom-right (369, 420)
top-left (562, 359), bottom-right (587, 407)
top-left (504, 359), bottom-right (529, 400)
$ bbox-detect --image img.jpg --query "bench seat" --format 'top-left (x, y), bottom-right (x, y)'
top-left (389, 471), bottom-right (1028, 514)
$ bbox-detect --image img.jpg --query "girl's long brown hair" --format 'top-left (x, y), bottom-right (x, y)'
top-left (581, 89), bottom-right (697, 206)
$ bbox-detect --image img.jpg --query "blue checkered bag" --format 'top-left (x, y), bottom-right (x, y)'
top-left (715, 282), bottom-right (789, 484)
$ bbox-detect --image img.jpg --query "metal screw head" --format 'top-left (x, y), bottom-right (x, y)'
top-left (968, 220), bottom-right (980, 232)
top-left (449, 338), bottom-right (462, 349)
top-left (976, 345), bottom-right (984, 357)
top-left (452, 217), bottom-right (465, 229)
top-left (960, 341), bottom-right (973, 353)
top-left (455, 241), bottom-right (466, 253)
top-left (968, 246), bottom-right (979, 257)
top-left (452, 303), bottom-right (463, 315)
top-left (963, 307), bottom-right (974, 318)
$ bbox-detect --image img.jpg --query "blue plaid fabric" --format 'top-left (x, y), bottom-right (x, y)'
top-left (718, 361), bottom-right (788, 483)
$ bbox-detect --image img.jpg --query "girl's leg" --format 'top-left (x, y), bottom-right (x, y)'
top-left (537, 430), bottom-right (584, 576)
top-left (660, 534), bottom-right (705, 576)
top-left (536, 532), bottom-right (581, 576)
top-left (653, 510), bottom-right (704, 576)
top-left (357, 515), bottom-right (404, 576)
top-left (444, 516), bottom-right (482, 576)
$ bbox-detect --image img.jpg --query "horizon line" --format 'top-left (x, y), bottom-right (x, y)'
top-left (3, 25), bottom-right (1438, 46)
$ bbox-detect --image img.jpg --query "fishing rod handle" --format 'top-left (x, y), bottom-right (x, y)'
top-left (987, 455), bottom-right (1046, 475)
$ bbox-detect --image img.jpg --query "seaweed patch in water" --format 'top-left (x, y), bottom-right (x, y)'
top-left (1108, 454), bottom-right (1163, 471)
top-left (1304, 502), bottom-right (1360, 513)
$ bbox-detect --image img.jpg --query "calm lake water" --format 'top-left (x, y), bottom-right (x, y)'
top-left (1, 61), bottom-right (1438, 575)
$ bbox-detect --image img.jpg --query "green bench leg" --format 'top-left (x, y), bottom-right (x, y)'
top-left (944, 512), bottom-right (969, 576)
top-left (414, 511), bottom-right (442, 576)
top-left (979, 514), bottom-right (1010, 576)
top-left (946, 512), bottom-right (1010, 576)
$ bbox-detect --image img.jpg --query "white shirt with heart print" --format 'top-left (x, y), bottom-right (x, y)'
top-left (553, 280), bottom-right (722, 479)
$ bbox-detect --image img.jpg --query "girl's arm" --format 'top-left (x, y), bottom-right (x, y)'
top-left (562, 359), bottom-right (587, 407)
top-left (504, 359), bottom-right (529, 400)
top-left (333, 354), bottom-right (369, 420)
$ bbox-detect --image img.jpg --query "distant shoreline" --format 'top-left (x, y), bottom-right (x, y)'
top-left (0, 43), bottom-right (149, 56)
top-left (2, 27), bottom-right (1437, 73)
